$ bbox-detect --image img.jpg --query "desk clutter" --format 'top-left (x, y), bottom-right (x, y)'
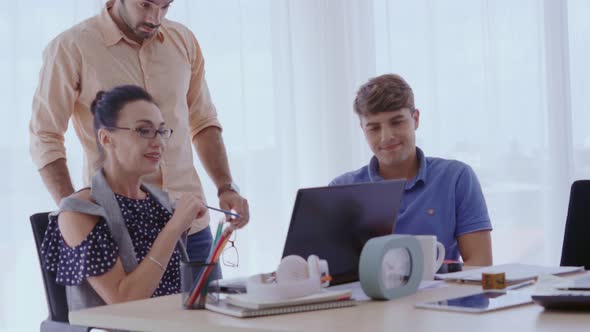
top-left (205, 254), bottom-right (356, 317)
top-left (204, 234), bottom-right (428, 317)
top-left (206, 290), bottom-right (356, 318)
top-left (530, 274), bottom-right (590, 310)
top-left (182, 228), bottom-right (590, 318)
top-left (183, 234), bottom-right (429, 317)
top-left (245, 255), bottom-right (331, 302)
top-left (434, 263), bottom-right (584, 284)
top-left (181, 221), bottom-right (235, 309)
top-left (420, 264), bottom-right (590, 313)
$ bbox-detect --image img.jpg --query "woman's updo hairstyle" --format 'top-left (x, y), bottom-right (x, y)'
top-left (90, 85), bottom-right (157, 167)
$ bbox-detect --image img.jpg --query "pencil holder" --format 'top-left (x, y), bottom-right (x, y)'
top-left (180, 261), bottom-right (220, 309)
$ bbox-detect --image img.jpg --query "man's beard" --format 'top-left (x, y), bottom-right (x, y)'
top-left (119, 6), bottom-right (159, 40)
top-left (134, 23), bottom-right (160, 39)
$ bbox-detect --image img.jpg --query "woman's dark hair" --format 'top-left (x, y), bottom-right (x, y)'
top-left (90, 85), bottom-right (156, 167)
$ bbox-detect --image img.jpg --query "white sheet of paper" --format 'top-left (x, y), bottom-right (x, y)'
top-left (434, 264), bottom-right (583, 283)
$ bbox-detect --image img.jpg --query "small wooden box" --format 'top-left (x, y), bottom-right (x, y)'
top-left (482, 272), bottom-right (506, 290)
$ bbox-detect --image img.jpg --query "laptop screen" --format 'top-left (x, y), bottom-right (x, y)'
top-left (281, 180), bottom-right (406, 285)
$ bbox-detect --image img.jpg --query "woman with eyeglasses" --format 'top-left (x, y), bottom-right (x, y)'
top-left (40, 85), bottom-right (214, 311)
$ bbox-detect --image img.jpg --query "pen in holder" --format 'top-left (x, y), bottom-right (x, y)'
top-left (180, 260), bottom-right (220, 309)
top-left (182, 224), bottom-right (234, 308)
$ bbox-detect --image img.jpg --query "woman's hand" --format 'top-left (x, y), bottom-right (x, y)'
top-left (169, 193), bottom-right (207, 235)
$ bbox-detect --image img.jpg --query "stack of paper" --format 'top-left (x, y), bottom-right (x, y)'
top-left (206, 289), bottom-right (355, 318)
top-left (434, 263), bottom-right (584, 284)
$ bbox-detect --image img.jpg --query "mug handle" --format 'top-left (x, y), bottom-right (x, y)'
top-left (434, 242), bottom-right (446, 271)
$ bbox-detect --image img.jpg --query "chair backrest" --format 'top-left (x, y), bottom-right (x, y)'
top-left (560, 180), bottom-right (590, 269)
top-left (30, 212), bottom-right (70, 323)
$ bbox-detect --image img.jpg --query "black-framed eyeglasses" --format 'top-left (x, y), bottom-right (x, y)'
top-left (106, 126), bottom-right (174, 139)
top-left (222, 231), bottom-right (239, 267)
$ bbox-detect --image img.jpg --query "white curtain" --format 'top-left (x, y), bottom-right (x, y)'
top-left (1, 0), bottom-right (589, 330)
top-left (371, 0), bottom-right (588, 266)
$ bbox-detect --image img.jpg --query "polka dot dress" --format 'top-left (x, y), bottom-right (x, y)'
top-left (41, 191), bottom-right (182, 297)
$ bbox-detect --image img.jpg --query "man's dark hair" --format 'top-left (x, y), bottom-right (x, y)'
top-left (354, 74), bottom-right (415, 116)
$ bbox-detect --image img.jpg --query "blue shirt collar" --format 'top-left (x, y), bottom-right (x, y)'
top-left (367, 147), bottom-right (428, 190)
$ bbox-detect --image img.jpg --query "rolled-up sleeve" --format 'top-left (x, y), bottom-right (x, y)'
top-left (29, 36), bottom-right (81, 170)
top-left (185, 32), bottom-right (222, 140)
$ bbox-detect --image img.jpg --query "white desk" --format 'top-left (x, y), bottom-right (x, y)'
top-left (70, 274), bottom-right (590, 332)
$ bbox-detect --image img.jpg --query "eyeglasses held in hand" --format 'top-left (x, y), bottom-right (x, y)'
top-left (106, 126), bottom-right (174, 139)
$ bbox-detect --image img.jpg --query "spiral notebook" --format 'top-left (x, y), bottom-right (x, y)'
top-left (226, 289), bottom-right (353, 309)
top-left (205, 298), bottom-right (356, 318)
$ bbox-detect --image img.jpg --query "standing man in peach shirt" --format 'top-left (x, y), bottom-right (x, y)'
top-left (29, 0), bottom-right (249, 265)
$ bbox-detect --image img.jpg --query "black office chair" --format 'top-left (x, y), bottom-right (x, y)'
top-left (560, 180), bottom-right (590, 270)
top-left (30, 212), bottom-right (90, 332)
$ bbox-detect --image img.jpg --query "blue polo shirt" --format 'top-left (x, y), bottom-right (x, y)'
top-left (329, 148), bottom-right (492, 261)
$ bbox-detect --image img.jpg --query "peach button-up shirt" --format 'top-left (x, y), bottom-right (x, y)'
top-left (30, 2), bottom-right (220, 232)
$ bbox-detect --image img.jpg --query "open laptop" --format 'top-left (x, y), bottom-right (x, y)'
top-left (282, 179), bottom-right (406, 285)
top-left (217, 179), bottom-right (406, 292)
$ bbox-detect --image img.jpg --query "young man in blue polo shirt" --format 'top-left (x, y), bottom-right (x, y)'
top-left (330, 74), bottom-right (492, 266)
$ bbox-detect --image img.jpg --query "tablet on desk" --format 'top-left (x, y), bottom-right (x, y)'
top-left (415, 291), bottom-right (533, 313)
